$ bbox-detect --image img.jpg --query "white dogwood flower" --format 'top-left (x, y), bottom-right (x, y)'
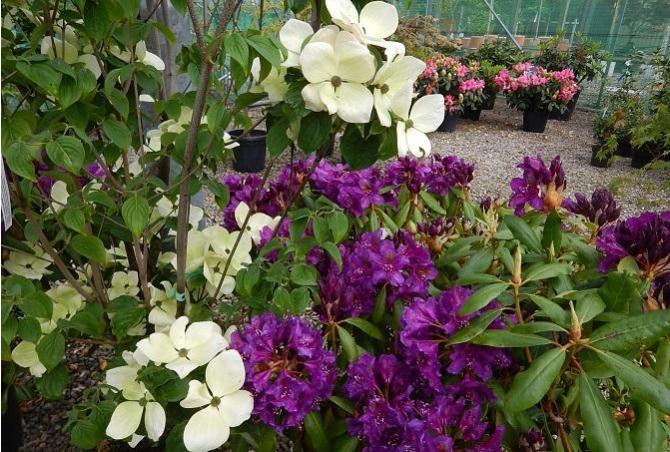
top-left (106, 381), bottom-right (165, 441)
top-left (300, 30), bottom-right (375, 123)
top-left (372, 56), bottom-right (425, 127)
top-left (50, 180), bottom-right (69, 213)
top-left (201, 226), bottom-right (252, 296)
top-left (136, 316), bottom-right (227, 378)
top-left (108, 271), bottom-right (140, 300)
top-left (148, 282), bottom-right (178, 333)
top-left (4, 244), bottom-right (52, 280)
top-left (39, 283), bottom-right (85, 333)
top-left (11, 341), bottom-right (46, 377)
top-left (105, 350), bottom-right (147, 392)
top-left (234, 202), bottom-right (279, 245)
top-left (279, 19), bottom-right (313, 67)
top-left (250, 58), bottom-right (288, 104)
top-left (111, 41), bottom-right (165, 71)
top-left (180, 350), bottom-right (253, 452)
top-left (325, 0), bottom-right (404, 57)
top-left (40, 37), bottom-right (103, 79)
top-left (392, 90), bottom-right (444, 158)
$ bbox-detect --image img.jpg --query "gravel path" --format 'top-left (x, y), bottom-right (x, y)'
top-left (430, 102), bottom-right (670, 218)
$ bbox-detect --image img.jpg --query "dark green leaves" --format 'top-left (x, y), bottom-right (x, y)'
top-left (290, 264), bottom-right (317, 286)
top-left (343, 317), bottom-right (383, 340)
top-left (340, 125), bottom-right (381, 169)
top-left (329, 212), bottom-right (349, 243)
top-left (246, 35), bottom-right (282, 67)
top-left (505, 347), bottom-right (566, 411)
top-left (266, 119), bottom-right (291, 157)
top-left (594, 349), bottom-right (670, 413)
top-left (541, 209), bottom-right (562, 252)
top-left (337, 325), bottom-right (359, 363)
top-left (304, 412), bottom-right (329, 451)
top-left (102, 118), bottom-right (132, 149)
top-left (472, 330), bottom-right (552, 347)
top-left (523, 263), bottom-right (571, 283)
top-left (225, 33), bottom-right (249, 67)
top-left (122, 195), bottom-right (150, 237)
top-left (107, 296), bottom-right (145, 339)
top-left (503, 215), bottom-right (542, 253)
top-left (448, 309), bottom-right (503, 345)
top-left (70, 235), bottom-right (107, 264)
top-left (5, 142), bottom-right (37, 181)
top-left (35, 363), bottom-right (69, 399)
top-left (459, 282), bottom-right (509, 316)
top-left (578, 372), bottom-right (623, 452)
top-left (36, 330), bottom-right (66, 370)
top-left (45, 136), bottom-right (85, 174)
top-left (298, 112), bottom-right (331, 153)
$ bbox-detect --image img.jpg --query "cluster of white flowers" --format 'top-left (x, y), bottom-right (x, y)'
top-left (252, 0), bottom-right (445, 157)
top-left (104, 316), bottom-right (253, 452)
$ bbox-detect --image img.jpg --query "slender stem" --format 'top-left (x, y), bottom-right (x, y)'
top-left (143, 0), bottom-right (165, 23)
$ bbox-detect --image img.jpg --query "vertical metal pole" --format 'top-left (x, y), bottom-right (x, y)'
top-left (535, 0), bottom-right (543, 38)
top-left (512, 0), bottom-right (521, 35)
top-left (561, 0), bottom-right (571, 31)
top-left (458, 5), bottom-right (464, 34)
top-left (426, 0), bottom-right (433, 16)
top-left (486, 0), bottom-right (494, 34)
top-left (481, 0), bottom-right (521, 49)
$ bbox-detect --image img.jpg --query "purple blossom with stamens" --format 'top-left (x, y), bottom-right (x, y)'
top-left (563, 187), bottom-right (620, 227)
top-left (510, 155), bottom-right (566, 216)
top-left (229, 313), bottom-right (336, 430)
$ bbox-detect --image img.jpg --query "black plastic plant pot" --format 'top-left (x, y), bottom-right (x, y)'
top-left (438, 114), bottom-right (458, 133)
top-left (522, 110), bottom-right (549, 133)
top-left (631, 144), bottom-right (656, 169)
top-left (590, 145), bottom-right (611, 168)
top-left (462, 108), bottom-right (482, 121)
top-left (230, 129), bottom-right (267, 173)
top-left (615, 135), bottom-right (632, 157)
top-left (482, 94), bottom-right (496, 110)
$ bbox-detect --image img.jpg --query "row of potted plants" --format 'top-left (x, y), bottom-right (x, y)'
top-left (591, 51), bottom-right (670, 169)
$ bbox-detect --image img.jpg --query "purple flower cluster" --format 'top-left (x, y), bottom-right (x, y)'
top-left (315, 230), bottom-right (437, 322)
top-left (311, 161), bottom-right (386, 216)
top-left (344, 354), bottom-right (504, 451)
top-left (400, 287), bottom-right (512, 389)
top-left (510, 155), bottom-right (566, 216)
top-left (564, 187), bottom-right (620, 227)
top-left (229, 313), bottom-right (336, 430)
top-left (384, 156), bottom-right (474, 196)
top-left (596, 211), bottom-right (670, 279)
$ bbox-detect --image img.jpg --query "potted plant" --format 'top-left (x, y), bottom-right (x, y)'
top-left (416, 55), bottom-right (483, 130)
top-left (469, 60), bottom-right (504, 110)
top-left (591, 111), bottom-right (618, 167)
top-left (495, 62), bottom-right (579, 133)
top-left (630, 104), bottom-right (670, 168)
top-left (230, 129), bottom-right (267, 173)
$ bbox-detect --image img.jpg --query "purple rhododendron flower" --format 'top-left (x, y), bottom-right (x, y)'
top-left (229, 313), bottom-right (336, 430)
top-left (510, 155), bottom-right (566, 216)
top-left (596, 211), bottom-right (670, 277)
top-left (400, 287), bottom-right (511, 389)
top-left (564, 187), bottom-right (620, 227)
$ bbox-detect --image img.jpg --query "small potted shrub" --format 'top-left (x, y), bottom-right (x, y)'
top-left (469, 60), bottom-right (504, 110)
top-left (591, 111), bottom-right (618, 167)
top-left (630, 104), bottom-right (670, 168)
top-left (495, 62), bottom-right (579, 133)
top-left (472, 39), bottom-right (525, 67)
top-left (562, 35), bottom-right (607, 120)
top-left (416, 55), bottom-right (484, 130)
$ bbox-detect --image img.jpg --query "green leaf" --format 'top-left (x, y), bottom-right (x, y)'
top-left (106, 88), bottom-right (129, 119)
top-left (20, 292), bottom-right (53, 319)
top-left (165, 421), bottom-right (188, 452)
top-left (629, 399), bottom-right (666, 452)
top-left (505, 347), bottom-right (566, 411)
top-left (289, 287), bottom-right (311, 315)
top-left (511, 321), bottom-right (567, 334)
top-left (62, 208), bottom-right (86, 233)
top-left (372, 287), bottom-right (387, 324)
top-left (266, 119), bottom-right (290, 158)
top-left (312, 217), bottom-right (330, 244)
top-left (575, 293), bottom-right (606, 323)
top-left (337, 325), bottom-right (359, 363)
top-left (458, 249), bottom-right (493, 279)
top-left (503, 215), bottom-right (542, 253)
top-left (58, 76), bottom-right (81, 108)
top-left (527, 294), bottom-right (569, 326)
top-left (102, 118), bottom-right (132, 149)
top-left (578, 372), bottom-right (623, 452)
top-left (304, 412), bottom-right (329, 451)
top-left (523, 263), bottom-right (571, 283)
top-left (472, 330), bottom-right (552, 347)
top-left (36, 330), bottom-right (66, 370)
top-left (35, 363), bottom-right (69, 399)
top-left (330, 211), bottom-right (349, 243)
top-left (45, 136), bottom-right (85, 173)
top-left (322, 242), bottom-right (342, 270)
top-left (18, 317), bottom-right (42, 343)
top-left (225, 33), bottom-right (249, 67)
top-left (122, 195), bottom-right (150, 237)
top-left (419, 191), bottom-right (446, 214)
top-left (206, 102), bottom-right (231, 133)
top-left (595, 349), bottom-right (670, 413)
top-left (5, 142), bottom-right (37, 181)
top-left (340, 124), bottom-right (381, 169)
top-left (344, 317), bottom-right (384, 340)
top-left (448, 308), bottom-right (503, 345)
top-left (107, 296), bottom-right (145, 339)
top-left (68, 303), bottom-right (105, 337)
top-left (459, 282), bottom-right (509, 316)
top-left (334, 436), bottom-right (359, 452)
top-left (290, 264), bottom-right (317, 286)
top-left (329, 395), bottom-right (355, 414)
top-left (541, 209), bottom-right (562, 252)
top-left (16, 62), bottom-right (61, 95)
top-left (70, 419), bottom-right (103, 449)
top-left (598, 272), bottom-right (642, 314)
top-left (70, 234), bottom-right (107, 264)
top-left (246, 35), bottom-right (282, 67)
top-left (298, 112), bottom-right (331, 152)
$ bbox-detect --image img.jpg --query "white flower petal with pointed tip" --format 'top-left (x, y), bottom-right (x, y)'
top-left (50, 180), bottom-right (69, 213)
top-left (105, 350), bottom-right (143, 391)
top-left (148, 282), bottom-right (178, 332)
top-left (136, 316), bottom-right (227, 379)
top-left (46, 283), bottom-right (84, 317)
top-left (139, 94), bottom-right (155, 103)
top-left (392, 92), bottom-right (444, 158)
top-left (234, 202), bottom-right (280, 245)
top-left (4, 244), bottom-right (52, 280)
top-left (202, 226), bottom-right (252, 272)
top-left (11, 341), bottom-right (47, 377)
top-left (181, 350), bottom-right (253, 452)
top-left (299, 31), bottom-right (375, 123)
top-left (250, 58), bottom-right (288, 104)
top-left (372, 56), bottom-right (425, 127)
top-left (325, 0), bottom-right (404, 57)
top-left (279, 19), bottom-right (313, 67)
top-left (108, 271), bottom-right (140, 300)
top-left (106, 382), bottom-right (165, 441)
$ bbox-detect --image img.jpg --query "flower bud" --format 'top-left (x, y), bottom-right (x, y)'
top-left (512, 246), bottom-right (522, 285)
top-left (569, 301), bottom-right (581, 341)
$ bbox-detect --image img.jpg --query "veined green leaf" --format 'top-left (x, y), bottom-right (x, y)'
top-left (459, 282), bottom-right (509, 316)
top-left (578, 372), bottom-right (623, 452)
top-left (505, 347), bottom-right (566, 411)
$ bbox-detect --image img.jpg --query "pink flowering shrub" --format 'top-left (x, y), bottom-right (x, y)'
top-left (495, 62), bottom-right (579, 113)
top-left (416, 55), bottom-right (486, 114)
